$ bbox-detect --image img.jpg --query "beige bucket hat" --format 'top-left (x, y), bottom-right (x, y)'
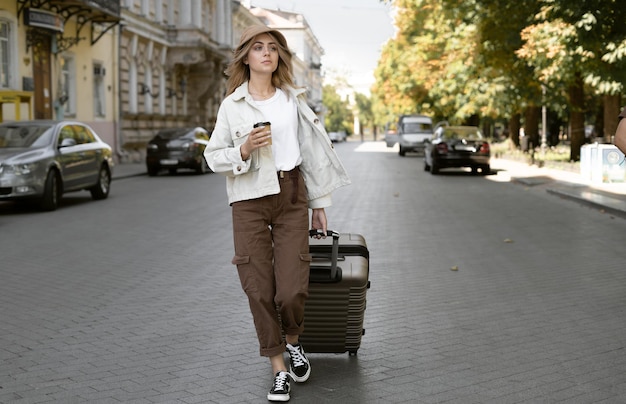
top-left (237, 25), bottom-right (288, 50)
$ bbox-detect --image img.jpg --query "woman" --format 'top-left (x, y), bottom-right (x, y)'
top-left (204, 25), bottom-right (350, 402)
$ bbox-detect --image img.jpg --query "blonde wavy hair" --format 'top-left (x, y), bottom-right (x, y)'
top-left (225, 25), bottom-right (296, 96)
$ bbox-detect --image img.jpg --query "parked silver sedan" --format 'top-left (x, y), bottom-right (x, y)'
top-left (0, 120), bottom-right (114, 211)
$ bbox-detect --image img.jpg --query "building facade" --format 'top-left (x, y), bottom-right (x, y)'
top-left (2, 0), bottom-right (122, 149)
top-left (117, 0), bottom-right (231, 161)
top-left (1, 1), bottom-right (324, 162)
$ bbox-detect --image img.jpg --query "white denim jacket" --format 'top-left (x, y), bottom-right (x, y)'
top-left (204, 83), bottom-right (351, 208)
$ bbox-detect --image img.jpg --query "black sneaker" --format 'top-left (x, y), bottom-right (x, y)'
top-left (267, 371), bottom-right (291, 402)
top-left (286, 343), bottom-right (311, 382)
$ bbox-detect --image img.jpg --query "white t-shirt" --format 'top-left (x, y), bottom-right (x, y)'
top-left (254, 88), bottom-right (302, 171)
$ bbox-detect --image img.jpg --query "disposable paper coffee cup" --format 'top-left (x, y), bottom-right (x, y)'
top-left (254, 121), bottom-right (272, 145)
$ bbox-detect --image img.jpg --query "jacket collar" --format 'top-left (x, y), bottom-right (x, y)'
top-left (232, 81), bottom-right (306, 101)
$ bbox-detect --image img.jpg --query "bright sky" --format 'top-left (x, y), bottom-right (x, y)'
top-left (248, 0), bottom-right (395, 95)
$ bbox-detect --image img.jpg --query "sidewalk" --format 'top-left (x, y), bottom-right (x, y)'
top-left (109, 154), bottom-right (626, 219)
top-left (490, 157), bottom-right (626, 219)
top-left (112, 162), bottom-right (146, 180)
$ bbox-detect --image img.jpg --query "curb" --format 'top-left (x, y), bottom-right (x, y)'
top-left (546, 187), bottom-right (626, 219)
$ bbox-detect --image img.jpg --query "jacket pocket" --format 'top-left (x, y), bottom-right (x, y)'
top-left (230, 123), bottom-right (252, 147)
top-left (230, 123), bottom-right (260, 171)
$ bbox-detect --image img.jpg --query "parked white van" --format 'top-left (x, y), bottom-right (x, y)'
top-left (397, 115), bottom-right (433, 156)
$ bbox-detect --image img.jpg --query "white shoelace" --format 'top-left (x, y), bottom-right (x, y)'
top-left (272, 372), bottom-right (289, 391)
top-left (287, 345), bottom-right (306, 367)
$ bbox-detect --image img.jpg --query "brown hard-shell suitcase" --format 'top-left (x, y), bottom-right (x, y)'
top-left (301, 230), bottom-right (370, 355)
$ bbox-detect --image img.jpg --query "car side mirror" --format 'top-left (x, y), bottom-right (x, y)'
top-left (59, 138), bottom-right (77, 148)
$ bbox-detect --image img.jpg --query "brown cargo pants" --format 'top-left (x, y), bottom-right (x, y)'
top-left (231, 167), bottom-right (311, 357)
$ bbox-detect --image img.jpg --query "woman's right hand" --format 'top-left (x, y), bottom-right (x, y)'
top-left (240, 126), bottom-right (271, 160)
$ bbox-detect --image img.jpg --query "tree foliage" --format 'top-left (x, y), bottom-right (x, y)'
top-left (372, 0), bottom-right (626, 160)
top-left (322, 84), bottom-right (353, 134)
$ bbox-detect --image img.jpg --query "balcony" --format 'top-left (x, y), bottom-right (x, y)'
top-left (19, 0), bottom-right (121, 20)
top-left (18, 0), bottom-right (121, 51)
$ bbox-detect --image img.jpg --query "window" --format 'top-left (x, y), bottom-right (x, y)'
top-left (58, 125), bottom-right (76, 146)
top-left (73, 125), bottom-right (96, 144)
top-left (143, 65), bottom-right (153, 114)
top-left (93, 63), bottom-right (106, 117)
top-left (0, 21), bottom-right (9, 88)
top-left (0, 18), bottom-right (15, 89)
top-left (155, 0), bottom-right (163, 22)
top-left (60, 55), bottom-right (76, 115)
top-left (129, 60), bottom-right (137, 114)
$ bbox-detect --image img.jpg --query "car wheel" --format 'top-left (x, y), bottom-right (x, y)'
top-left (431, 161), bottom-right (440, 175)
top-left (424, 159), bottom-right (431, 172)
top-left (147, 165), bottom-right (159, 177)
top-left (40, 169), bottom-right (61, 211)
top-left (90, 165), bottom-right (111, 200)
top-left (168, 168), bottom-right (177, 175)
top-left (471, 166), bottom-right (479, 175)
top-left (399, 146), bottom-right (406, 156)
top-left (481, 164), bottom-right (491, 175)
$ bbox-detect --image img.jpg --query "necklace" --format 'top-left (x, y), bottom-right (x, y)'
top-left (249, 88), bottom-right (276, 100)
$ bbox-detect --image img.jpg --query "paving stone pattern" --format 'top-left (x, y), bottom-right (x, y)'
top-left (1, 141), bottom-right (626, 403)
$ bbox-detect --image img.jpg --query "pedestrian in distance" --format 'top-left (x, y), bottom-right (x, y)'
top-left (615, 107), bottom-right (626, 155)
top-left (203, 25), bottom-right (351, 402)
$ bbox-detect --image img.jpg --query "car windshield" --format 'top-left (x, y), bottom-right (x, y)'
top-left (0, 125), bottom-right (55, 148)
top-left (443, 128), bottom-right (483, 140)
top-left (155, 128), bottom-right (193, 140)
top-left (403, 122), bottom-right (432, 133)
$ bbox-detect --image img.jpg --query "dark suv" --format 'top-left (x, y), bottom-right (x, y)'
top-left (146, 127), bottom-right (211, 176)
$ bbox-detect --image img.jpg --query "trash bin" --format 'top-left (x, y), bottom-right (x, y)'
top-left (591, 144), bottom-right (625, 183)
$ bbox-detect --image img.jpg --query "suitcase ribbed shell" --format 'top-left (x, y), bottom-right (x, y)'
top-left (301, 233), bottom-right (369, 354)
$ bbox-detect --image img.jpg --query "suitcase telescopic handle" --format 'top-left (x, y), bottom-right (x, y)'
top-left (309, 230), bottom-right (341, 281)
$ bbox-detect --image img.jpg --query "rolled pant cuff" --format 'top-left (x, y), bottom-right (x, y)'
top-left (261, 341), bottom-right (286, 358)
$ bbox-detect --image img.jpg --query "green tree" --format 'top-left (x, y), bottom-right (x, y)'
top-left (374, 0), bottom-right (626, 160)
top-left (475, 0), bottom-right (544, 146)
top-left (517, 0), bottom-right (626, 160)
top-left (322, 85), bottom-right (353, 134)
top-left (353, 93), bottom-right (375, 139)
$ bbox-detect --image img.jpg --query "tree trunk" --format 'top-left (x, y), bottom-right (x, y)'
top-left (568, 74), bottom-right (585, 161)
top-left (524, 106), bottom-right (541, 150)
top-left (509, 113), bottom-right (521, 148)
top-left (464, 114), bottom-right (480, 126)
top-left (548, 111), bottom-right (562, 147)
top-left (603, 93), bottom-right (620, 143)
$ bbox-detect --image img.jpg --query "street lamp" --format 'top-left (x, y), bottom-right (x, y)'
top-left (541, 85), bottom-right (548, 153)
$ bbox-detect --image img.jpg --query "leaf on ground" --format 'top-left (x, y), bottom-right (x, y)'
top-left (504, 238), bottom-right (514, 243)
top-left (450, 266), bottom-right (458, 271)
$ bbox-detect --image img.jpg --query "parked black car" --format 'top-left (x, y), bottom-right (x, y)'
top-left (0, 120), bottom-right (114, 211)
top-left (424, 125), bottom-right (490, 174)
top-left (146, 127), bottom-right (211, 176)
